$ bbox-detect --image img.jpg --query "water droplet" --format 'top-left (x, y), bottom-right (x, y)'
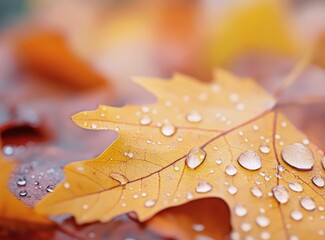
top-left (63, 182), bottom-right (70, 189)
top-left (250, 187), bottom-right (263, 198)
top-left (229, 93), bottom-right (239, 102)
top-left (234, 205), bottom-right (247, 217)
top-left (144, 199), bottom-right (156, 208)
top-left (83, 204), bottom-right (89, 210)
top-left (237, 150), bottom-right (262, 171)
top-left (133, 194), bottom-right (139, 199)
top-left (321, 156), bottom-right (325, 170)
top-left (140, 116), bottom-right (152, 125)
top-left (281, 143), bottom-right (314, 170)
top-left (195, 181), bottom-right (213, 193)
top-left (177, 137), bottom-right (183, 142)
top-left (110, 172), bottom-right (128, 185)
top-left (186, 112), bottom-right (203, 123)
top-left (227, 186), bottom-right (238, 195)
top-left (288, 182), bottom-right (303, 192)
top-left (290, 210), bottom-right (303, 221)
top-left (160, 123), bottom-right (176, 137)
top-left (216, 158), bottom-right (222, 165)
top-left (2, 145), bottom-right (14, 156)
top-left (141, 192), bottom-right (147, 197)
top-left (192, 224), bottom-right (205, 232)
top-left (88, 232), bottom-right (96, 239)
top-left (259, 144), bottom-right (271, 154)
top-left (272, 186), bottom-right (289, 204)
top-left (236, 103), bottom-right (245, 111)
top-left (186, 147), bottom-right (206, 169)
top-left (302, 138), bottom-right (310, 145)
top-left (241, 222), bottom-right (252, 232)
top-left (17, 177), bottom-right (27, 186)
top-left (91, 123), bottom-right (97, 129)
top-left (255, 215), bottom-right (270, 227)
top-left (174, 165), bottom-right (180, 171)
top-left (277, 164), bottom-right (285, 172)
top-left (300, 197), bottom-right (316, 211)
top-left (19, 190), bottom-right (27, 197)
top-left (312, 175), bottom-right (325, 188)
top-left (261, 231), bottom-right (271, 240)
top-left (225, 164), bottom-right (237, 176)
top-left (186, 192), bottom-right (194, 200)
top-left (46, 185), bottom-right (55, 193)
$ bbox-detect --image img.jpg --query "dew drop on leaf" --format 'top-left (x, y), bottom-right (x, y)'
top-left (225, 164), bottom-right (238, 176)
top-left (186, 147), bottom-right (207, 169)
top-left (281, 143), bottom-right (314, 170)
top-left (241, 222), bottom-right (252, 232)
top-left (216, 158), bottom-right (222, 165)
top-left (290, 210), bottom-right (303, 221)
top-left (288, 181), bottom-right (303, 192)
top-left (17, 177), bottom-right (27, 186)
top-left (109, 172), bottom-right (128, 185)
top-left (195, 181), bottom-right (212, 193)
top-left (237, 150), bottom-right (262, 170)
top-left (234, 205), bottom-right (248, 217)
top-left (272, 185), bottom-right (289, 204)
top-left (160, 123), bottom-right (176, 137)
top-left (312, 175), bottom-right (325, 188)
top-left (300, 197), bottom-right (316, 211)
top-left (91, 123), bottom-right (97, 129)
top-left (2, 145), bottom-right (14, 156)
top-left (140, 115), bottom-right (152, 126)
top-left (186, 112), bottom-right (203, 123)
top-left (19, 190), bottom-right (27, 197)
top-left (46, 185), bottom-right (55, 193)
top-left (277, 164), bottom-right (285, 172)
top-left (255, 215), bottom-right (270, 228)
top-left (227, 185), bottom-right (238, 195)
top-left (250, 186), bottom-right (263, 198)
top-left (259, 144), bottom-right (271, 154)
top-left (260, 232), bottom-right (271, 240)
top-left (144, 199), bottom-right (156, 208)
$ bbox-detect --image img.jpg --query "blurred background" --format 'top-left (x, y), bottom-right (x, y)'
top-left (0, 0), bottom-right (325, 238)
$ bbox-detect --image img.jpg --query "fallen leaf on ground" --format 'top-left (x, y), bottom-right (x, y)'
top-left (36, 70), bottom-right (325, 239)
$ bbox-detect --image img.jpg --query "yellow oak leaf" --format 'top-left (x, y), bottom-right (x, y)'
top-left (36, 70), bottom-right (325, 239)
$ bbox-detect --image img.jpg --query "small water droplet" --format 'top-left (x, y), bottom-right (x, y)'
top-left (300, 197), bottom-right (316, 211)
top-left (91, 123), bottom-right (97, 129)
top-left (2, 145), bottom-right (14, 156)
top-left (227, 186), bottom-right (238, 195)
top-left (82, 204), bottom-right (89, 210)
top-left (241, 222), bottom-right (252, 232)
top-left (216, 158), bottom-right (222, 165)
top-left (140, 116), bottom-right (152, 126)
top-left (259, 144), bottom-right (271, 154)
top-left (46, 185), bottom-right (55, 193)
top-left (186, 112), bottom-right (203, 123)
top-left (277, 164), bottom-right (285, 172)
top-left (110, 172), bottom-right (128, 185)
top-left (237, 150), bottom-right (262, 171)
top-left (250, 187), bottom-right (263, 198)
top-left (236, 103), bottom-right (245, 111)
top-left (160, 123), bottom-right (176, 137)
top-left (63, 182), bottom-right (70, 189)
top-left (19, 190), bottom-right (27, 197)
top-left (252, 124), bottom-right (259, 131)
top-left (186, 192), bottom-right (194, 200)
top-left (225, 164), bottom-right (237, 176)
top-left (281, 143), bottom-right (314, 170)
top-left (288, 182), bottom-right (303, 192)
top-left (321, 156), bottom-right (325, 170)
top-left (234, 205), bottom-right (247, 217)
top-left (17, 177), bottom-right (27, 186)
top-left (177, 137), bottom-right (183, 142)
top-left (312, 175), bottom-right (325, 188)
top-left (141, 192), bottom-right (147, 197)
top-left (302, 138), bottom-right (310, 145)
top-left (255, 215), bottom-right (270, 227)
top-left (133, 194), bottom-right (139, 199)
top-left (144, 199), bottom-right (156, 208)
top-left (272, 186), bottom-right (289, 204)
top-left (195, 181), bottom-right (213, 193)
top-left (290, 210), bottom-right (303, 221)
top-left (186, 147), bottom-right (206, 169)
top-left (260, 231), bottom-right (271, 240)
top-left (173, 165), bottom-right (180, 171)
top-left (192, 224), bottom-right (205, 232)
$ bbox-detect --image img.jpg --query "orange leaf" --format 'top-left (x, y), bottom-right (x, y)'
top-left (36, 70), bottom-right (325, 239)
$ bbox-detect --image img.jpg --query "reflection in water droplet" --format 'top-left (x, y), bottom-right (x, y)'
top-left (192, 224), bottom-right (205, 232)
top-left (110, 172), bottom-right (128, 185)
top-left (290, 210), bottom-right (303, 221)
top-left (160, 123), bottom-right (176, 137)
top-left (225, 164), bottom-right (237, 176)
top-left (255, 215), bottom-right (270, 227)
top-left (227, 186), bottom-right (238, 195)
top-left (288, 182), bottom-right (303, 192)
top-left (17, 177), bottom-right (27, 186)
top-left (186, 112), bottom-right (203, 123)
top-left (195, 181), bottom-right (212, 193)
top-left (186, 147), bottom-right (207, 169)
top-left (281, 143), bottom-right (314, 170)
top-left (19, 190), bottom-right (27, 197)
top-left (140, 116), bottom-right (152, 126)
top-left (234, 205), bottom-right (247, 217)
top-left (46, 185), bottom-right (55, 193)
top-left (312, 175), bottom-right (325, 188)
top-left (144, 199), bottom-right (156, 208)
top-left (237, 150), bottom-right (262, 170)
top-left (300, 197), bottom-right (316, 211)
top-left (259, 145), bottom-right (271, 154)
top-left (250, 187), bottom-right (263, 198)
top-left (272, 186), bottom-right (289, 204)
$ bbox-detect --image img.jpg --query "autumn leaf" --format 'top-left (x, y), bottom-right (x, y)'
top-left (36, 69), bottom-right (325, 239)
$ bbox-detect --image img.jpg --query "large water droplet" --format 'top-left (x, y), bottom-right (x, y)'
top-left (259, 145), bottom-right (271, 154)
top-left (288, 182), bottom-right (303, 192)
top-left (300, 197), bottom-right (316, 211)
top-left (225, 164), bottom-right (238, 176)
top-left (312, 175), bottom-right (325, 188)
top-left (237, 150), bottom-right (262, 171)
top-left (195, 181), bottom-right (212, 193)
top-left (144, 199), bottom-right (156, 208)
top-left (290, 210), bottom-right (303, 221)
top-left (17, 177), bottom-right (27, 186)
top-left (255, 215), bottom-right (270, 227)
top-left (186, 112), bottom-right (203, 123)
top-left (110, 172), bottom-right (128, 185)
top-left (160, 123), bottom-right (176, 137)
top-left (140, 116), bottom-right (152, 126)
top-left (272, 186), bottom-right (289, 204)
top-left (281, 143), bottom-right (314, 170)
top-left (250, 187), bottom-right (263, 198)
top-left (234, 205), bottom-right (247, 217)
top-left (186, 147), bottom-right (206, 169)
